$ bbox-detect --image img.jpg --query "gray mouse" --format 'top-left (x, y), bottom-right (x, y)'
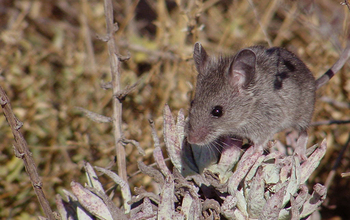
top-left (186, 42), bottom-right (347, 159)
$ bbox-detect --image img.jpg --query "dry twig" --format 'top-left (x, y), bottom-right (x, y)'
top-left (319, 96), bottom-right (350, 109)
top-left (103, 0), bottom-right (127, 181)
top-left (247, 0), bottom-right (274, 47)
top-left (325, 133), bottom-right (350, 189)
top-left (341, 0), bottom-right (350, 11)
top-left (0, 86), bottom-right (55, 220)
top-left (311, 119), bottom-right (350, 126)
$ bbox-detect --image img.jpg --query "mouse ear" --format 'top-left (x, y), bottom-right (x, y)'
top-left (229, 49), bottom-right (256, 90)
top-left (193, 42), bottom-right (209, 75)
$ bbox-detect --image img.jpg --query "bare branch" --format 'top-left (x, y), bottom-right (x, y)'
top-left (247, 0), bottom-right (273, 47)
top-left (319, 96), bottom-right (350, 109)
top-left (115, 81), bottom-right (139, 101)
top-left (80, 0), bottom-right (97, 74)
top-left (118, 40), bottom-right (178, 61)
top-left (341, 0), bottom-right (350, 11)
top-left (0, 86), bottom-right (55, 220)
top-left (325, 133), bottom-right (350, 189)
top-left (311, 119), bottom-right (350, 126)
top-left (341, 172), bottom-right (350, 177)
top-left (103, 0), bottom-right (127, 181)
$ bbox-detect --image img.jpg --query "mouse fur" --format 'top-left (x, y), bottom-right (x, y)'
top-left (187, 43), bottom-right (316, 147)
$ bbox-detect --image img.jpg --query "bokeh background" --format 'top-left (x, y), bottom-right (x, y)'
top-left (0, 0), bottom-right (349, 219)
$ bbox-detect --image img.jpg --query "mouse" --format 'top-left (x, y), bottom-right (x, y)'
top-left (186, 42), bottom-right (320, 160)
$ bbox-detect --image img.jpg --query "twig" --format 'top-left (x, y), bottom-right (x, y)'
top-left (114, 80), bottom-right (139, 101)
top-left (311, 119), bottom-right (350, 126)
top-left (80, 0), bottom-right (97, 74)
top-left (95, 37), bottom-right (178, 61)
top-left (341, 172), bottom-right (350, 177)
top-left (273, 3), bottom-right (298, 46)
top-left (247, 0), bottom-right (273, 47)
top-left (325, 132), bottom-right (350, 189)
top-left (103, 0), bottom-right (127, 181)
top-left (0, 86), bottom-right (55, 220)
top-left (319, 96), bottom-right (350, 109)
top-left (118, 40), bottom-right (178, 61)
top-left (341, 0), bottom-right (350, 11)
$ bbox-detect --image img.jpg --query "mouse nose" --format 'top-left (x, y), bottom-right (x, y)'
top-left (187, 127), bottom-right (210, 145)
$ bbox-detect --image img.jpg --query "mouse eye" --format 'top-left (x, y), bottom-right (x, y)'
top-left (211, 105), bottom-right (223, 118)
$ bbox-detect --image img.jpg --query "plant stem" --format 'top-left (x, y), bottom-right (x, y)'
top-left (103, 0), bottom-right (127, 181)
top-left (0, 86), bottom-right (55, 219)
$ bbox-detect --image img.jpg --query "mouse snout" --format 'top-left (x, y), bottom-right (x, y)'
top-left (187, 126), bottom-right (210, 145)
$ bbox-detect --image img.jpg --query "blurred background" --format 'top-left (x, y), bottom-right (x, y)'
top-left (0, 0), bottom-right (349, 219)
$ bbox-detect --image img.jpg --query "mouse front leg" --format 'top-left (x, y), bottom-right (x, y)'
top-left (295, 130), bottom-right (308, 161)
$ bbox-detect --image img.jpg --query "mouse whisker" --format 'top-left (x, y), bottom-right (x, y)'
top-left (209, 141), bottom-right (222, 154)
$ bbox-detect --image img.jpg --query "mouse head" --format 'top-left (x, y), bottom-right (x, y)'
top-left (187, 43), bottom-right (257, 146)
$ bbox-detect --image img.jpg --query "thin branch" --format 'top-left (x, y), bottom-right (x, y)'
top-left (80, 0), bottom-right (97, 74)
top-left (341, 0), bottom-right (350, 11)
top-left (319, 96), bottom-right (350, 109)
top-left (124, 42), bottom-right (177, 60)
top-left (247, 0), bottom-right (273, 47)
top-left (103, 0), bottom-right (127, 181)
top-left (97, 37), bottom-right (178, 61)
top-left (341, 172), bottom-right (350, 177)
top-left (0, 86), bottom-right (55, 220)
top-left (115, 81), bottom-right (139, 101)
top-left (325, 132), bottom-right (350, 189)
top-left (311, 119), bottom-right (350, 126)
